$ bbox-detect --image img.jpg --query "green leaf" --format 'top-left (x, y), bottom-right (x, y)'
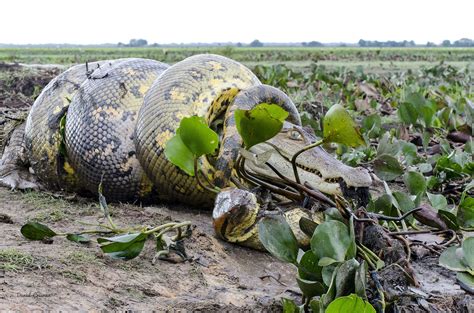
top-left (179, 116), bottom-right (219, 157)
top-left (347, 217), bottom-right (357, 260)
top-left (326, 294), bottom-right (376, 313)
top-left (164, 132), bottom-right (195, 176)
top-left (296, 277), bottom-right (327, 298)
top-left (439, 246), bottom-right (466, 272)
top-left (373, 154), bottom-right (404, 181)
top-left (323, 103), bottom-right (365, 147)
top-left (311, 221), bottom-right (351, 265)
top-left (462, 237), bottom-right (474, 271)
top-left (21, 221), bottom-right (57, 240)
top-left (324, 207), bottom-right (346, 223)
top-left (309, 299), bottom-right (321, 313)
top-left (235, 103), bottom-right (288, 148)
top-left (427, 193), bottom-right (448, 211)
top-left (369, 194), bottom-right (392, 214)
top-left (361, 114), bottom-right (381, 138)
top-left (299, 217), bottom-right (319, 238)
top-left (258, 215), bottom-right (299, 264)
top-left (377, 133), bottom-right (399, 157)
top-left (404, 171), bottom-right (426, 196)
top-left (66, 234), bottom-right (91, 244)
top-left (97, 232), bottom-right (147, 260)
top-left (282, 298), bottom-right (301, 313)
top-left (398, 102), bottom-right (418, 125)
top-left (355, 261), bottom-right (368, 299)
top-left (401, 141), bottom-right (419, 165)
top-left (392, 192), bottom-right (415, 215)
top-left (322, 264), bottom-right (338, 287)
top-left (335, 258), bottom-right (359, 297)
top-left (298, 250), bottom-right (323, 281)
top-left (438, 210), bottom-right (459, 230)
top-left (456, 272), bottom-right (474, 293)
top-left (321, 266), bottom-right (339, 309)
top-left (457, 197), bottom-right (474, 228)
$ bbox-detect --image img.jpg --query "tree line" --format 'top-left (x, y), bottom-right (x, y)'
top-left (116, 38), bottom-right (474, 48)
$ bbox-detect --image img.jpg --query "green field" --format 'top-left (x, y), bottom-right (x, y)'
top-left (1, 47), bottom-right (473, 73)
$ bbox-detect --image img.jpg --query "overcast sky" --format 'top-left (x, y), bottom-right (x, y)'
top-left (1, 0), bottom-right (472, 45)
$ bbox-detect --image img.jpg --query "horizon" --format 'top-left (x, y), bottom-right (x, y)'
top-left (1, 0), bottom-right (473, 45)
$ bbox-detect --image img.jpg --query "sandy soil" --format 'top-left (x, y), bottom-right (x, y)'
top-left (0, 188), bottom-right (299, 311)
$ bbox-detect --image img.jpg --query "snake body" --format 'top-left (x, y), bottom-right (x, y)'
top-left (65, 58), bottom-right (168, 201)
top-left (24, 60), bottom-right (113, 191)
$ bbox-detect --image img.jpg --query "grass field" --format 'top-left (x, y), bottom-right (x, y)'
top-left (1, 47), bottom-right (473, 73)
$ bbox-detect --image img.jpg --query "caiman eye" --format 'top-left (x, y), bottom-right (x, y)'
top-left (289, 130), bottom-right (302, 140)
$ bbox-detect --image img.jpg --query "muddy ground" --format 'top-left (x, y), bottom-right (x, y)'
top-left (0, 63), bottom-right (472, 311)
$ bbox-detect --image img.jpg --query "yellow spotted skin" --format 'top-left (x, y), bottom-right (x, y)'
top-left (135, 54), bottom-right (261, 205)
top-left (24, 60), bottom-right (113, 191)
top-left (65, 58), bottom-right (169, 201)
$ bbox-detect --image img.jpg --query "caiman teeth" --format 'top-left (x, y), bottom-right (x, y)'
top-left (296, 163), bottom-right (340, 184)
top-left (296, 163), bottom-right (322, 176)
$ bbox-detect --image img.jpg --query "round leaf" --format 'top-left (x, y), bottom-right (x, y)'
top-left (326, 294), bottom-right (376, 313)
top-left (335, 259), bottom-right (359, 297)
top-left (258, 215), bottom-right (299, 264)
top-left (296, 277), bottom-right (327, 298)
top-left (21, 221), bottom-right (57, 240)
top-left (235, 103), bottom-right (289, 148)
top-left (439, 246), bottom-right (466, 272)
top-left (323, 103), bottom-right (365, 148)
top-left (457, 196), bottom-right (474, 228)
top-left (373, 154), bottom-right (404, 181)
top-left (311, 220), bottom-right (351, 265)
top-left (179, 116), bottom-right (219, 157)
top-left (456, 272), bottom-right (474, 293)
top-left (404, 171), bottom-right (426, 196)
top-left (462, 237), bottom-right (474, 271)
top-left (164, 133), bottom-right (195, 176)
top-left (427, 193), bottom-right (448, 211)
top-left (298, 250), bottom-right (323, 281)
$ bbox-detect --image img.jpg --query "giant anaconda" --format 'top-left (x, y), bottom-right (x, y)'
top-left (0, 54), bottom-right (373, 249)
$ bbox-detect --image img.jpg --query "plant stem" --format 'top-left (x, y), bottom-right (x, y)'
top-left (291, 139), bottom-right (324, 184)
top-left (144, 221), bottom-right (191, 235)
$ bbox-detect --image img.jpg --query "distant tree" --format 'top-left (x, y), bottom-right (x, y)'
top-left (442, 40), bottom-right (451, 47)
top-left (426, 42), bottom-right (436, 47)
top-left (453, 38), bottom-right (474, 47)
top-left (249, 39), bottom-right (263, 47)
top-left (236, 42), bottom-right (243, 47)
top-left (306, 41), bottom-right (323, 47)
top-left (129, 38), bottom-right (148, 47)
top-left (358, 39), bottom-right (367, 47)
top-left (150, 43), bottom-right (160, 47)
top-left (117, 42), bottom-right (125, 47)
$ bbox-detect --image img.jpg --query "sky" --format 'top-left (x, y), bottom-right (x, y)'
top-left (1, 0), bottom-right (473, 45)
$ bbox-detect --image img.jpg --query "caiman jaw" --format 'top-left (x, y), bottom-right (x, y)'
top-left (245, 123), bottom-right (372, 199)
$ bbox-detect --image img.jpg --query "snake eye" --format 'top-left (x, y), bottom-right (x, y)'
top-left (289, 130), bottom-right (302, 140)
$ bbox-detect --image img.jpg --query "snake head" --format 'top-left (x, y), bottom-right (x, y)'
top-left (212, 188), bottom-right (261, 245)
top-left (246, 122), bottom-right (372, 204)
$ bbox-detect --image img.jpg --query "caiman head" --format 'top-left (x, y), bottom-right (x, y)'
top-left (211, 84), bottom-right (372, 203)
top-left (246, 121), bottom-right (372, 201)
